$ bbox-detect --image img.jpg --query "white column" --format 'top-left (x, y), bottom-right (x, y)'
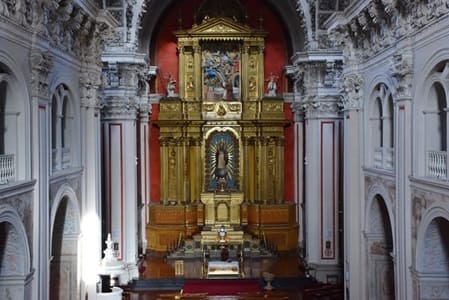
top-left (102, 97), bottom-right (139, 281)
top-left (304, 115), bottom-right (320, 263)
top-left (79, 103), bottom-right (103, 299)
top-left (100, 57), bottom-right (148, 281)
top-left (138, 109), bottom-right (150, 253)
top-left (391, 50), bottom-right (413, 300)
top-left (36, 101), bottom-right (50, 300)
top-left (342, 108), bottom-right (364, 300)
top-left (30, 50), bottom-right (52, 300)
top-left (292, 105), bottom-right (305, 252)
top-left (303, 107), bottom-right (341, 282)
top-left (395, 98), bottom-right (413, 300)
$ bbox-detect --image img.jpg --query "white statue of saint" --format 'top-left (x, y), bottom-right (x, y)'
top-left (266, 72), bottom-right (279, 97)
top-left (167, 74), bottom-right (176, 97)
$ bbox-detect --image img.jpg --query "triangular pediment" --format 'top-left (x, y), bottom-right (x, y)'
top-left (176, 17), bottom-right (265, 38)
top-left (191, 17), bottom-right (251, 34)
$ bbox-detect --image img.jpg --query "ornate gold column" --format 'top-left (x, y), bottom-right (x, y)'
top-left (177, 42), bottom-right (186, 99)
top-left (188, 135), bottom-right (202, 202)
top-left (159, 137), bottom-right (170, 203)
top-left (193, 43), bottom-right (202, 101)
top-left (276, 137), bottom-right (285, 201)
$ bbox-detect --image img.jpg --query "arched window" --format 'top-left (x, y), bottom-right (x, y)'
top-left (51, 84), bottom-right (73, 172)
top-left (0, 67), bottom-right (23, 184)
top-left (425, 61), bottom-right (449, 179)
top-left (370, 83), bottom-right (394, 169)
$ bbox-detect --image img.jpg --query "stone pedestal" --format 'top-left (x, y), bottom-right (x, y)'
top-left (99, 234), bottom-right (125, 285)
top-left (200, 192), bottom-right (243, 226)
top-left (200, 224), bottom-right (244, 245)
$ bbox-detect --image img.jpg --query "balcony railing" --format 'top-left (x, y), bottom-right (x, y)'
top-left (427, 150), bottom-right (447, 179)
top-left (0, 154), bottom-right (15, 184)
top-left (373, 147), bottom-right (395, 170)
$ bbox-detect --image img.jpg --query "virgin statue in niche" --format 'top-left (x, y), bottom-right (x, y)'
top-left (207, 131), bottom-right (238, 191)
top-left (215, 148), bottom-right (229, 179)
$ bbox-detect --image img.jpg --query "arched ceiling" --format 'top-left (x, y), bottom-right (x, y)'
top-left (138, 0), bottom-right (306, 62)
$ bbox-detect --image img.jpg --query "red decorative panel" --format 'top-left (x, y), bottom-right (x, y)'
top-left (261, 209), bottom-right (287, 225)
top-left (150, 205), bottom-right (186, 225)
top-left (185, 205), bottom-right (198, 225)
top-left (247, 204), bottom-right (260, 225)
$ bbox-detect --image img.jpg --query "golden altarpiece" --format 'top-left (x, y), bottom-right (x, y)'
top-left (147, 16), bottom-right (298, 253)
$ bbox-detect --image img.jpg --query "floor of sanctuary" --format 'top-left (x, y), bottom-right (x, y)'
top-left (124, 251), bottom-right (318, 300)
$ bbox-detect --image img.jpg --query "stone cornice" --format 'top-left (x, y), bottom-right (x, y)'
top-left (75, 0), bottom-right (101, 18)
top-left (102, 50), bottom-right (147, 64)
top-left (0, 0), bottom-right (117, 63)
top-left (96, 9), bottom-right (120, 29)
top-left (328, 0), bottom-right (449, 62)
top-left (292, 49), bottom-right (344, 64)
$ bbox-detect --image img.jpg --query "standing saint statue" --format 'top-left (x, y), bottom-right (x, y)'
top-left (167, 74), bottom-right (176, 97)
top-left (266, 72), bottom-right (279, 97)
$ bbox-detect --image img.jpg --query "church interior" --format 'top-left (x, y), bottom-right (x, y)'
top-left (1, 0), bottom-right (449, 299)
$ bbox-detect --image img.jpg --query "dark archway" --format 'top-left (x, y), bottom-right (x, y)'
top-left (366, 194), bottom-right (395, 300)
top-left (50, 196), bottom-right (80, 300)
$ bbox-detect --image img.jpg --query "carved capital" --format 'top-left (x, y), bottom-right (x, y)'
top-left (302, 98), bottom-right (341, 118)
top-left (325, 61), bottom-right (343, 88)
top-left (30, 49), bottom-right (53, 99)
top-left (390, 50), bottom-right (413, 99)
top-left (102, 95), bottom-right (138, 120)
top-left (339, 73), bottom-right (364, 110)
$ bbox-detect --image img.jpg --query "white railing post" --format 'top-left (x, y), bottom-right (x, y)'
top-left (0, 153), bottom-right (15, 184)
top-left (427, 150), bottom-right (447, 179)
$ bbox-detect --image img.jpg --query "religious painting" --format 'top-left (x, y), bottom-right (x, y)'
top-left (205, 131), bottom-right (240, 191)
top-left (202, 41), bottom-right (241, 101)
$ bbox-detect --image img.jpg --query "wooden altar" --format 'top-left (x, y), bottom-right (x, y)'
top-left (146, 6), bottom-right (297, 253)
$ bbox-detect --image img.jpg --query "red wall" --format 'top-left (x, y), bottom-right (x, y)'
top-left (153, 0), bottom-right (289, 94)
top-left (150, 0), bottom-right (294, 202)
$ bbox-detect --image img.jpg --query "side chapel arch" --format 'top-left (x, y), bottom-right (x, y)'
top-left (49, 185), bottom-right (81, 300)
top-left (365, 184), bottom-right (396, 300)
top-left (0, 204), bottom-right (32, 300)
top-left (0, 204), bottom-right (31, 276)
top-left (415, 205), bottom-right (449, 299)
